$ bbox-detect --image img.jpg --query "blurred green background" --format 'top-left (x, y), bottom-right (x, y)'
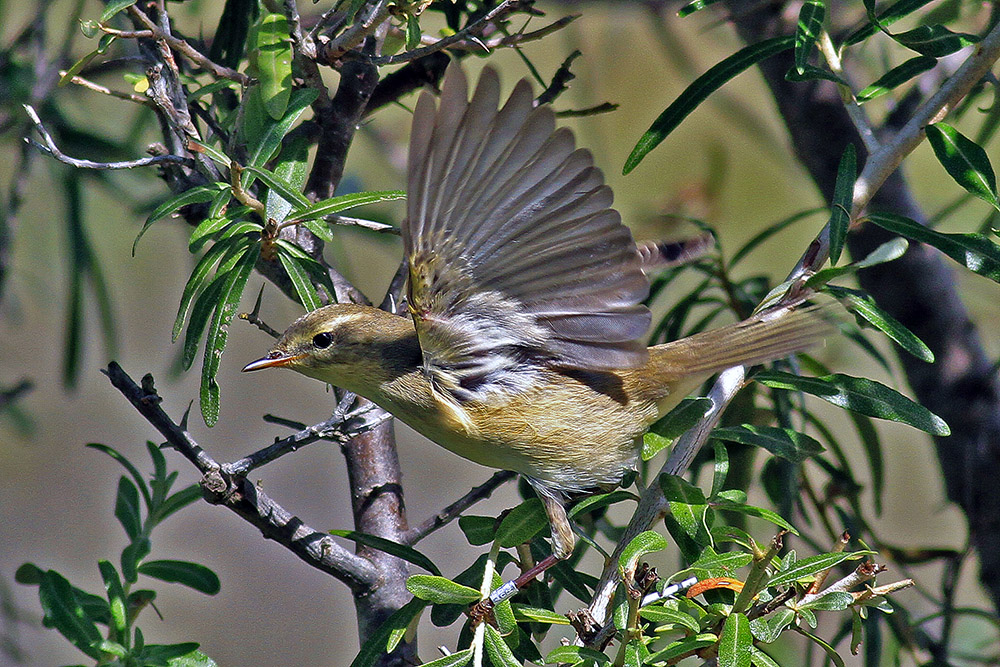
top-left (1, 1), bottom-right (997, 664)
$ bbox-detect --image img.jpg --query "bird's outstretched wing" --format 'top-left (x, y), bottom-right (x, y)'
top-left (404, 65), bottom-right (650, 406)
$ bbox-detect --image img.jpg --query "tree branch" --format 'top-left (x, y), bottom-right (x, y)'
top-left (404, 470), bottom-right (517, 545)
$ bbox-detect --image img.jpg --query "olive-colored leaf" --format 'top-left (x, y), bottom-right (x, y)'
top-left (405, 575), bottom-right (480, 605)
top-left (753, 370), bottom-right (949, 435)
top-left (619, 530), bottom-right (669, 573)
top-left (276, 245), bottom-right (322, 312)
top-left (642, 398), bottom-right (713, 460)
top-left (892, 24), bottom-right (978, 57)
top-left (101, 0), bottom-right (138, 22)
top-left (138, 560), bottom-right (221, 595)
top-left (484, 624), bottom-right (519, 667)
top-left (826, 285), bottom-right (933, 361)
top-left (242, 165), bottom-right (309, 209)
top-left (624, 36), bottom-right (794, 174)
top-left (97, 560), bottom-right (128, 636)
top-left (646, 634), bottom-right (719, 663)
top-left (843, 0), bottom-right (936, 45)
top-left (829, 143), bottom-right (856, 264)
top-left (246, 88), bottom-right (318, 167)
top-left (925, 122), bottom-right (1000, 211)
top-left (677, 0), bottom-right (724, 17)
top-left (38, 570), bottom-right (103, 658)
top-left (767, 551), bottom-right (868, 587)
top-left (712, 425), bottom-right (824, 462)
top-left (287, 190), bottom-right (407, 222)
top-left (350, 598), bottom-right (426, 667)
top-left (134, 184), bottom-right (226, 256)
top-left (719, 612), bottom-right (752, 667)
top-left (709, 499), bottom-right (798, 533)
top-left (496, 498), bottom-right (548, 548)
top-left (794, 0), bottom-right (825, 74)
top-left (115, 476), bottom-right (142, 541)
top-left (255, 14), bottom-right (293, 120)
top-left (856, 56), bottom-right (937, 102)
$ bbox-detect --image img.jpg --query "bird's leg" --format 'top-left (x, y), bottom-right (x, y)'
top-left (469, 491), bottom-right (574, 623)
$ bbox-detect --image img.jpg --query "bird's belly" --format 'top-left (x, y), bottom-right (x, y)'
top-left (381, 386), bottom-right (656, 493)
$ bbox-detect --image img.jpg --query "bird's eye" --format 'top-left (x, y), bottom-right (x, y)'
top-left (312, 332), bottom-right (334, 349)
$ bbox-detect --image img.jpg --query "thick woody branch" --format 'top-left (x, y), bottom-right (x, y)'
top-left (103, 362), bottom-right (380, 594)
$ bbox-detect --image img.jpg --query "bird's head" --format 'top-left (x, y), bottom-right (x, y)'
top-left (242, 303), bottom-right (421, 392)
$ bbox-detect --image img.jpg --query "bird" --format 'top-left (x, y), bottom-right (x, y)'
top-left (242, 64), bottom-right (828, 605)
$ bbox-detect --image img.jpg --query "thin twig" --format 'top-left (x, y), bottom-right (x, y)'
top-left (59, 71), bottom-right (155, 106)
top-left (103, 362), bottom-right (379, 593)
top-left (404, 471), bottom-right (517, 545)
top-left (24, 105), bottom-right (196, 169)
top-left (123, 5), bottom-right (252, 85)
top-left (368, 0), bottom-right (520, 66)
top-left (321, 0), bottom-right (392, 61)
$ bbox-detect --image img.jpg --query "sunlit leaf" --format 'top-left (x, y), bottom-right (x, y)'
top-left (329, 529), bottom-right (440, 575)
top-left (794, 0), bottom-right (825, 74)
top-left (925, 123), bottom-right (1000, 211)
top-left (829, 144), bottom-right (856, 264)
top-left (406, 575), bottom-right (480, 604)
top-left (856, 56), bottom-right (937, 102)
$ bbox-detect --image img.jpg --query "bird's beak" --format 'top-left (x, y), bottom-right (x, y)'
top-left (241, 352), bottom-right (303, 372)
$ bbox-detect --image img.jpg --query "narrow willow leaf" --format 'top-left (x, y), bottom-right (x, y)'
top-left (856, 56), bottom-right (937, 102)
top-left (545, 645), bottom-right (611, 665)
top-left (794, 0), bottom-right (825, 74)
top-left (709, 499), bottom-right (797, 533)
top-left (753, 370), bottom-right (949, 435)
top-left (800, 591), bottom-right (854, 610)
top-left (784, 64), bottom-right (849, 86)
top-left (646, 634), bottom-right (719, 663)
top-left (115, 476), bottom-right (142, 541)
top-left (266, 134), bottom-right (309, 224)
top-left (829, 144), bottom-right (856, 264)
top-left (274, 239), bottom-right (336, 300)
top-left (511, 604), bottom-right (570, 625)
top-left (138, 560), bottom-right (221, 595)
top-left (100, 0), bottom-right (137, 22)
top-left (677, 0), bottom-right (724, 17)
top-left (619, 531), bottom-right (669, 573)
top-left (624, 36), bottom-right (794, 174)
top-left (750, 646), bottom-right (782, 667)
top-left (798, 628), bottom-right (847, 667)
top-left (719, 613), bottom-right (752, 667)
top-left (569, 490), bottom-right (637, 518)
top-left (329, 529), bottom-right (440, 575)
top-left (405, 575), bottom-right (480, 604)
top-left (188, 216), bottom-right (231, 253)
top-left (893, 25), bottom-right (978, 57)
top-left (276, 246), bottom-right (322, 311)
top-left (866, 211), bottom-right (1000, 283)
top-left (59, 35), bottom-right (117, 86)
top-left (243, 165), bottom-right (309, 209)
top-left (484, 624), bottom-right (519, 667)
top-left (287, 189), bottom-right (407, 222)
top-left (404, 13), bottom-right (421, 49)
top-left (421, 649), bottom-right (474, 667)
top-left (134, 184), bottom-right (225, 255)
top-left (639, 607), bottom-right (701, 634)
top-left (712, 440), bottom-right (729, 497)
top-left (844, 0), bottom-right (937, 45)
top-left (246, 87), bottom-right (318, 167)
top-left (749, 608), bottom-right (795, 643)
top-left (152, 484), bottom-right (202, 524)
top-left (643, 397), bottom-right (713, 460)
top-left (496, 498), bottom-right (548, 548)
top-left (200, 245), bottom-right (259, 426)
top-left (98, 560), bottom-right (127, 636)
top-left (173, 234), bottom-right (252, 342)
top-left (826, 284), bottom-right (933, 361)
top-left (925, 123), bottom-right (1000, 211)
top-left (188, 140), bottom-right (231, 166)
top-left (255, 14), bottom-right (293, 120)
top-left (659, 474), bottom-right (711, 545)
top-left (712, 425), bottom-right (823, 462)
top-left (767, 551), bottom-right (867, 587)
top-left (87, 443), bottom-right (152, 509)
top-left (689, 548), bottom-right (754, 576)
top-left (182, 278), bottom-right (225, 370)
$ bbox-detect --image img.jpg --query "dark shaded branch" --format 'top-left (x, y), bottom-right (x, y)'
top-left (404, 470), bottom-right (517, 545)
top-left (365, 51), bottom-right (450, 114)
top-left (103, 362), bottom-right (380, 594)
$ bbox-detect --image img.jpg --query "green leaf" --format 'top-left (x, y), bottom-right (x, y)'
top-left (243, 165), bottom-right (309, 209)
top-left (272, 239), bottom-right (336, 299)
top-left (457, 515), bottom-right (495, 546)
top-left (643, 398), bottom-right (712, 460)
top-left (121, 536), bottom-right (151, 583)
top-left (711, 440), bottom-right (729, 496)
top-left (749, 608), bottom-right (795, 643)
top-left (405, 13), bottom-right (421, 49)
top-left (287, 190), bottom-right (407, 222)
top-left (624, 36), bottom-right (794, 174)
top-left (750, 646), bottom-right (782, 667)
top-left (60, 35), bottom-right (117, 85)
top-left (100, 0), bottom-right (138, 22)
top-left (38, 570), bottom-right (103, 659)
top-left (545, 645), bottom-right (611, 665)
top-left (829, 144), bottom-right (856, 264)
top-left (496, 498), bottom-right (548, 548)
top-left (329, 529), bottom-right (440, 575)
top-left (800, 591), bottom-right (854, 610)
top-left (893, 24), bottom-right (978, 57)
top-left (659, 474), bottom-right (711, 544)
top-left (484, 624), bottom-right (520, 667)
top-left (719, 613), bottom-right (752, 667)
top-left (190, 140), bottom-right (231, 166)
top-left (405, 575), bottom-right (480, 605)
top-left (856, 56), bottom-right (937, 103)
top-left (844, 0), bottom-right (937, 45)
top-left (266, 134), bottom-right (309, 224)
top-left (709, 499), bottom-right (797, 533)
top-left (134, 184), bottom-right (226, 256)
top-left (712, 425), bottom-right (824, 462)
top-left (868, 211), bottom-right (1000, 283)
top-left (255, 14), bottom-right (293, 120)
top-left (639, 606), bottom-right (701, 634)
top-left (174, 236), bottom-right (247, 341)
top-left (753, 370), bottom-right (949, 435)
top-left (677, 0), bottom-right (724, 17)
top-left (276, 245), bottom-right (322, 311)
top-left (511, 604), bottom-right (570, 625)
top-left (15, 562), bottom-right (43, 584)
top-left (138, 560), bottom-right (221, 595)
top-left (619, 530), bottom-right (669, 573)
top-left (87, 443), bottom-right (152, 510)
top-left (646, 634), bottom-right (719, 663)
top-left (350, 599), bottom-right (426, 667)
top-left (784, 64), bottom-right (849, 86)
top-left (246, 87), bottom-right (318, 167)
top-left (421, 649), bottom-right (474, 667)
top-left (115, 476), bottom-right (143, 541)
top-left (798, 628), bottom-right (847, 667)
top-left (794, 0), bottom-right (825, 74)
top-left (569, 490), bottom-right (638, 518)
top-left (98, 560), bottom-right (128, 636)
top-left (767, 551), bottom-right (867, 587)
top-left (925, 123), bottom-right (1000, 211)
top-left (153, 484), bottom-right (202, 525)
top-left (826, 285), bottom-right (933, 361)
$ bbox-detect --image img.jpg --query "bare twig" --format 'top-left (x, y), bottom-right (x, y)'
top-left (59, 71), bottom-right (155, 106)
top-left (321, 0), bottom-right (392, 62)
top-left (24, 105), bottom-right (196, 170)
top-left (123, 6), bottom-right (252, 85)
top-left (536, 49), bottom-right (581, 106)
top-left (103, 362), bottom-right (380, 593)
top-left (368, 0), bottom-right (521, 66)
top-left (404, 471), bottom-right (517, 545)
